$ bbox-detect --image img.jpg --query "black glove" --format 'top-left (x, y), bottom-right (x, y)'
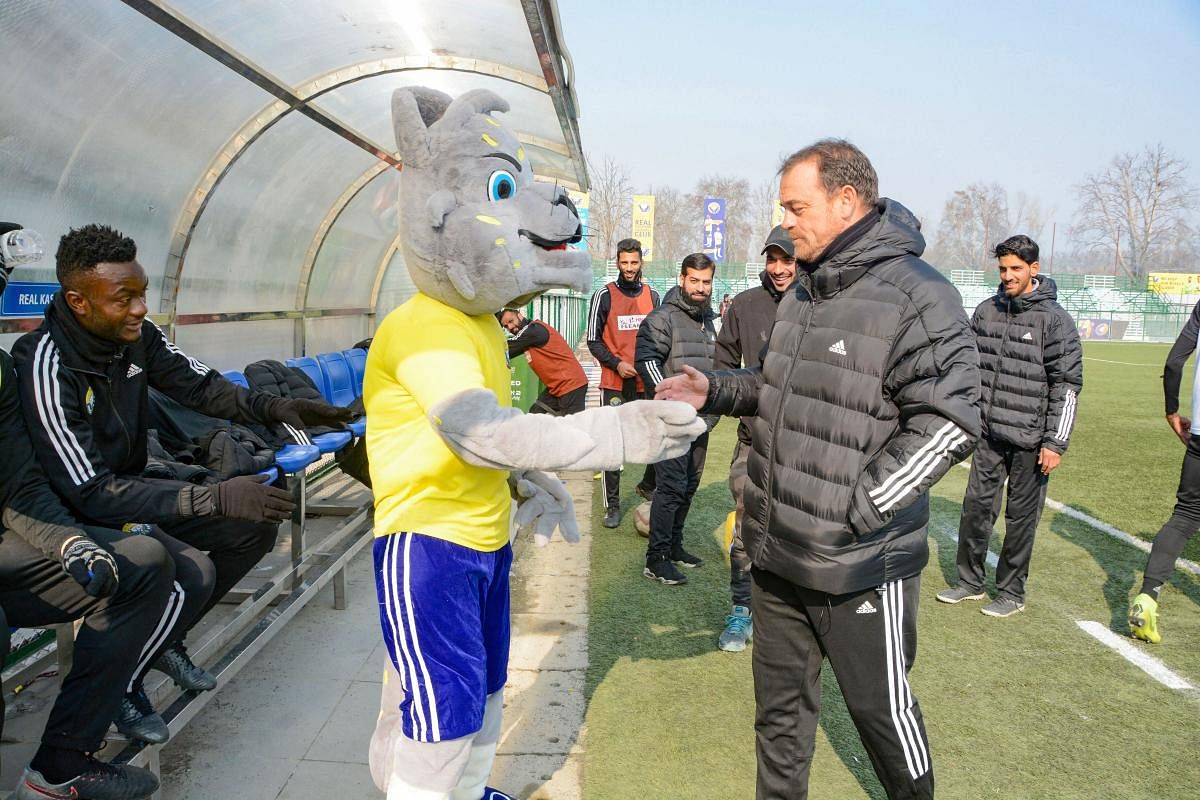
top-left (61, 537), bottom-right (119, 598)
top-left (274, 398), bottom-right (354, 429)
top-left (214, 474), bottom-right (296, 523)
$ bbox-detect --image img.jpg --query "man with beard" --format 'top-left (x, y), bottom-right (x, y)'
top-left (713, 225), bottom-right (796, 649)
top-left (656, 140), bottom-right (981, 799)
top-left (587, 238), bottom-right (660, 527)
top-left (635, 253), bottom-right (718, 585)
top-left (496, 308), bottom-right (588, 416)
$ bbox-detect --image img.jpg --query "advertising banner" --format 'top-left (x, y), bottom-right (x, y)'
top-left (1076, 318), bottom-right (1129, 340)
top-left (568, 189), bottom-right (589, 251)
top-left (1147, 273), bottom-right (1200, 295)
top-left (1, 282), bottom-right (59, 317)
top-left (703, 197), bottom-right (726, 262)
top-left (631, 194), bottom-right (655, 260)
top-left (772, 202), bottom-right (784, 228)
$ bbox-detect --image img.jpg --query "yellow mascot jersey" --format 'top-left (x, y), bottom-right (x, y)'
top-left (364, 292), bottom-right (512, 552)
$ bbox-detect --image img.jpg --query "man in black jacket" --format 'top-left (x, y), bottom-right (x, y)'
top-left (0, 222), bottom-right (174, 799)
top-left (712, 225), bottom-right (796, 650)
top-left (937, 235), bottom-right (1082, 618)
top-left (12, 225), bottom-right (351, 728)
top-left (635, 253), bottom-right (717, 585)
top-left (657, 140), bottom-right (980, 800)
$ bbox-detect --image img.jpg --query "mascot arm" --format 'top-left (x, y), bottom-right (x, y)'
top-left (428, 388), bottom-right (705, 472)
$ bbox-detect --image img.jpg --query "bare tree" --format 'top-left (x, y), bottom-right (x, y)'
top-left (585, 153), bottom-right (633, 260)
top-left (747, 177), bottom-right (780, 260)
top-left (926, 183), bottom-right (1011, 270)
top-left (1072, 144), bottom-right (1196, 278)
top-left (650, 186), bottom-right (693, 267)
top-left (1009, 191), bottom-right (1051, 243)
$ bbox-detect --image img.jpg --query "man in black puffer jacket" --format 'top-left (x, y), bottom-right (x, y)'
top-left (635, 253), bottom-right (718, 585)
top-left (657, 140), bottom-right (980, 800)
top-left (938, 235), bottom-right (1082, 618)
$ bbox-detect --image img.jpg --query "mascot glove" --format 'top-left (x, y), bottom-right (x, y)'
top-left (61, 536), bottom-right (119, 598)
top-left (511, 470), bottom-right (579, 546)
top-left (275, 397), bottom-right (354, 428)
top-left (611, 400), bottom-right (707, 464)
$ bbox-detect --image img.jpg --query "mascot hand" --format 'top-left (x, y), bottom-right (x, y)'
top-left (616, 400), bottom-right (707, 464)
top-left (511, 470), bottom-right (579, 546)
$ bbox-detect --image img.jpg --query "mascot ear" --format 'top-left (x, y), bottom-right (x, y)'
top-left (392, 87), bottom-right (453, 166)
top-left (439, 88), bottom-right (511, 130)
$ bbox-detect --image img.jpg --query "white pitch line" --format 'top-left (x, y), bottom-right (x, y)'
top-left (936, 526), bottom-right (998, 568)
top-left (1075, 621), bottom-right (1196, 691)
top-left (1082, 357), bottom-right (1158, 367)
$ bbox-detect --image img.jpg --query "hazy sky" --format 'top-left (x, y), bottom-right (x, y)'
top-left (556, 0), bottom-right (1200, 247)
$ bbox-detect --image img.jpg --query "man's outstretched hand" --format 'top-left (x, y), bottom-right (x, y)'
top-left (654, 365), bottom-right (709, 411)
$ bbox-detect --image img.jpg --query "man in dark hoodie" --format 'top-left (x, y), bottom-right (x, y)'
top-left (712, 225), bottom-right (796, 650)
top-left (938, 235), bottom-right (1082, 617)
top-left (587, 238), bottom-right (660, 527)
top-left (635, 253), bottom-right (717, 585)
top-left (657, 140), bottom-right (981, 800)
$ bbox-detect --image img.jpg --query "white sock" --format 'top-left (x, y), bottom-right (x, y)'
top-left (449, 690), bottom-right (504, 800)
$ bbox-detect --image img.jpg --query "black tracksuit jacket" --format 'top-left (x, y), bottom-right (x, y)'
top-left (703, 200), bottom-right (982, 594)
top-left (11, 294), bottom-right (286, 526)
top-left (635, 289), bottom-right (718, 429)
top-left (972, 278), bottom-right (1083, 453)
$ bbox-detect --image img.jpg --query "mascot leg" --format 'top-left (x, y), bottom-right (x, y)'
top-left (449, 689), bottom-right (504, 800)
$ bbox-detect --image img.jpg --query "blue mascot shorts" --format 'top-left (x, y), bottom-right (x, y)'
top-left (374, 532), bottom-right (513, 742)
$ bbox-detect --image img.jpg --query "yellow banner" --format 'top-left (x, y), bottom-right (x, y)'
top-left (772, 202), bottom-right (784, 227)
top-left (631, 194), bottom-right (655, 260)
top-left (1148, 272), bottom-right (1200, 295)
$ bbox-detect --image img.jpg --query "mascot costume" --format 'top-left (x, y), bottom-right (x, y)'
top-left (363, 86), bottom-right (706, 800)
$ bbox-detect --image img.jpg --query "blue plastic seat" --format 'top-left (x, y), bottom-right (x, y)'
top-left (316, 352), bottom-right (356, 408)
top-left (223, 370), bottom-right (250, 388)
top-left (310, 431), bottom-right (352, 454)
top-left (256, 465), bottom-right (281, 484)
top-left (342, 348), bottom-right (367, 397)
top-left (287, 357), bottom-right (329, 400)
top-left (274, 443), bottom-right (320, 472)
top-left (348, 419), bottom-right (366, 437)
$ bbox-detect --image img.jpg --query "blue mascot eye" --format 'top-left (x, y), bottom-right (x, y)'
top-left (487, 170), bottom-right (516, 202)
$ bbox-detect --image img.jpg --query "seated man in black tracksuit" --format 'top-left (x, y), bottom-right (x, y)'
top-left (635, 253), bottom-right (718, 586)
top-left (1, 221), bottom-right (189, 800)
top-left (937, 235), bottom-right (1083, 618)
top-left (11, 224), bottom-right (352, 734)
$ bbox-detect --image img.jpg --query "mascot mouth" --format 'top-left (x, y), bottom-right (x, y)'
top-left (519, 226), bottom-right (582, 251)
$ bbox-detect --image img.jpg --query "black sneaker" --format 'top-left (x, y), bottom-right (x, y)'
top-left (670, 547), bottom-right (704, 568)
top-left (15, 758), bottom-right (159, 800)
top-left (603, 507), bottom-right (621, 528)
top-left (154, 643), bottom-right (217, 691)
top-left (115, 687), bottom-right (169, 744)
top-left (482, 788), bottom-right (517, 800)
top-left (643, 555), bottom-right (688, 585)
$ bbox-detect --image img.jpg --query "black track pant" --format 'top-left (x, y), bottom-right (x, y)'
top-left (0, 525), bottom-right (177, 752)
top-left (956, 436), bottom-right (1048, 603)
top-left (728, 440), bottom-right (753, 606)
top-left (751, 568), bottom-right (933, 800)
top-left (530, 384), bottom-right (587, 416)
top-left (1142, 434), bottom-right (1200, 597)
top-left (646, 432), bottom-right (708, 558)
top-left (162, 516), bottom-right (277, 623)
top-left (600, 386), bottom-right (656, 510)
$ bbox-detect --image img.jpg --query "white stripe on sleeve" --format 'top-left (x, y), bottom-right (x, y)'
top-left (33, 337), bottom-right (96, 485)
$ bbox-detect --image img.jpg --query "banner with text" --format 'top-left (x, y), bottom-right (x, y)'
top-left (568, 190), bottom-right (590, 251)
top-left (631, 194), bottom-right (655, 260)
top-left (1, 281), bottom-right (59, 317)
top-left (772, 202), bottom-right (784, 228)
top-left (703, 197), bottom-right (726, 263)
top-left (1148, 272), bottom-right (1200, 295)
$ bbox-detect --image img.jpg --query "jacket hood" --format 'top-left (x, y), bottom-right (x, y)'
top-left (996, 276), bottom-right (1058, 312)
top-left (666, 285), bottom-right (716, 322)
top-left (799, 199), bottom-right (926, 300)
top-left (45, 291), bottom-right (128, 370)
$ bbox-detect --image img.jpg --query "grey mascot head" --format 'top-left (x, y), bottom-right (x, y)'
top-left (391, 86), bottom-right (593, 315)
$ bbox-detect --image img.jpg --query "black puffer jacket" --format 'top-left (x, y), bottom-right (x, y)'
top-left (243, 359), bottom-right (344, 446)
top-left (635, 289), bottom-right (718, 429)
top-left (704, 200), bottom-right (982, 594)
top-left (714, 271), bottom-right (790, 445)
top-left (973, 278), bottom-right (1083, 453)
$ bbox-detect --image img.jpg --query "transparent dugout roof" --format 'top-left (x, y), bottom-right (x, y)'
top-left (0, 0), bottom-right (585, 358)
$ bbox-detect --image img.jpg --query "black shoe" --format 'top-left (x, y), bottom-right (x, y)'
top-left (643, 555), bottom-right (688, 585)
top-left (15, 759), bottom-right (159, 800)
top-left (115, 687), bottom-right (169, 745)
top-left (482, 788), bottom-right (517, 800)
top-left (603, 507), bottom-right (621, 528)
top-left (154, 644), bottom-right (217, 691)
top-left (670, 547), bottom-right (704, 568)
top-left (635, 484), bottom-right (656, 503)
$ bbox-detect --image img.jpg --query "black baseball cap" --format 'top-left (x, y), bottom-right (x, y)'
top-left (760, 225), bottom-right (794, 258)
